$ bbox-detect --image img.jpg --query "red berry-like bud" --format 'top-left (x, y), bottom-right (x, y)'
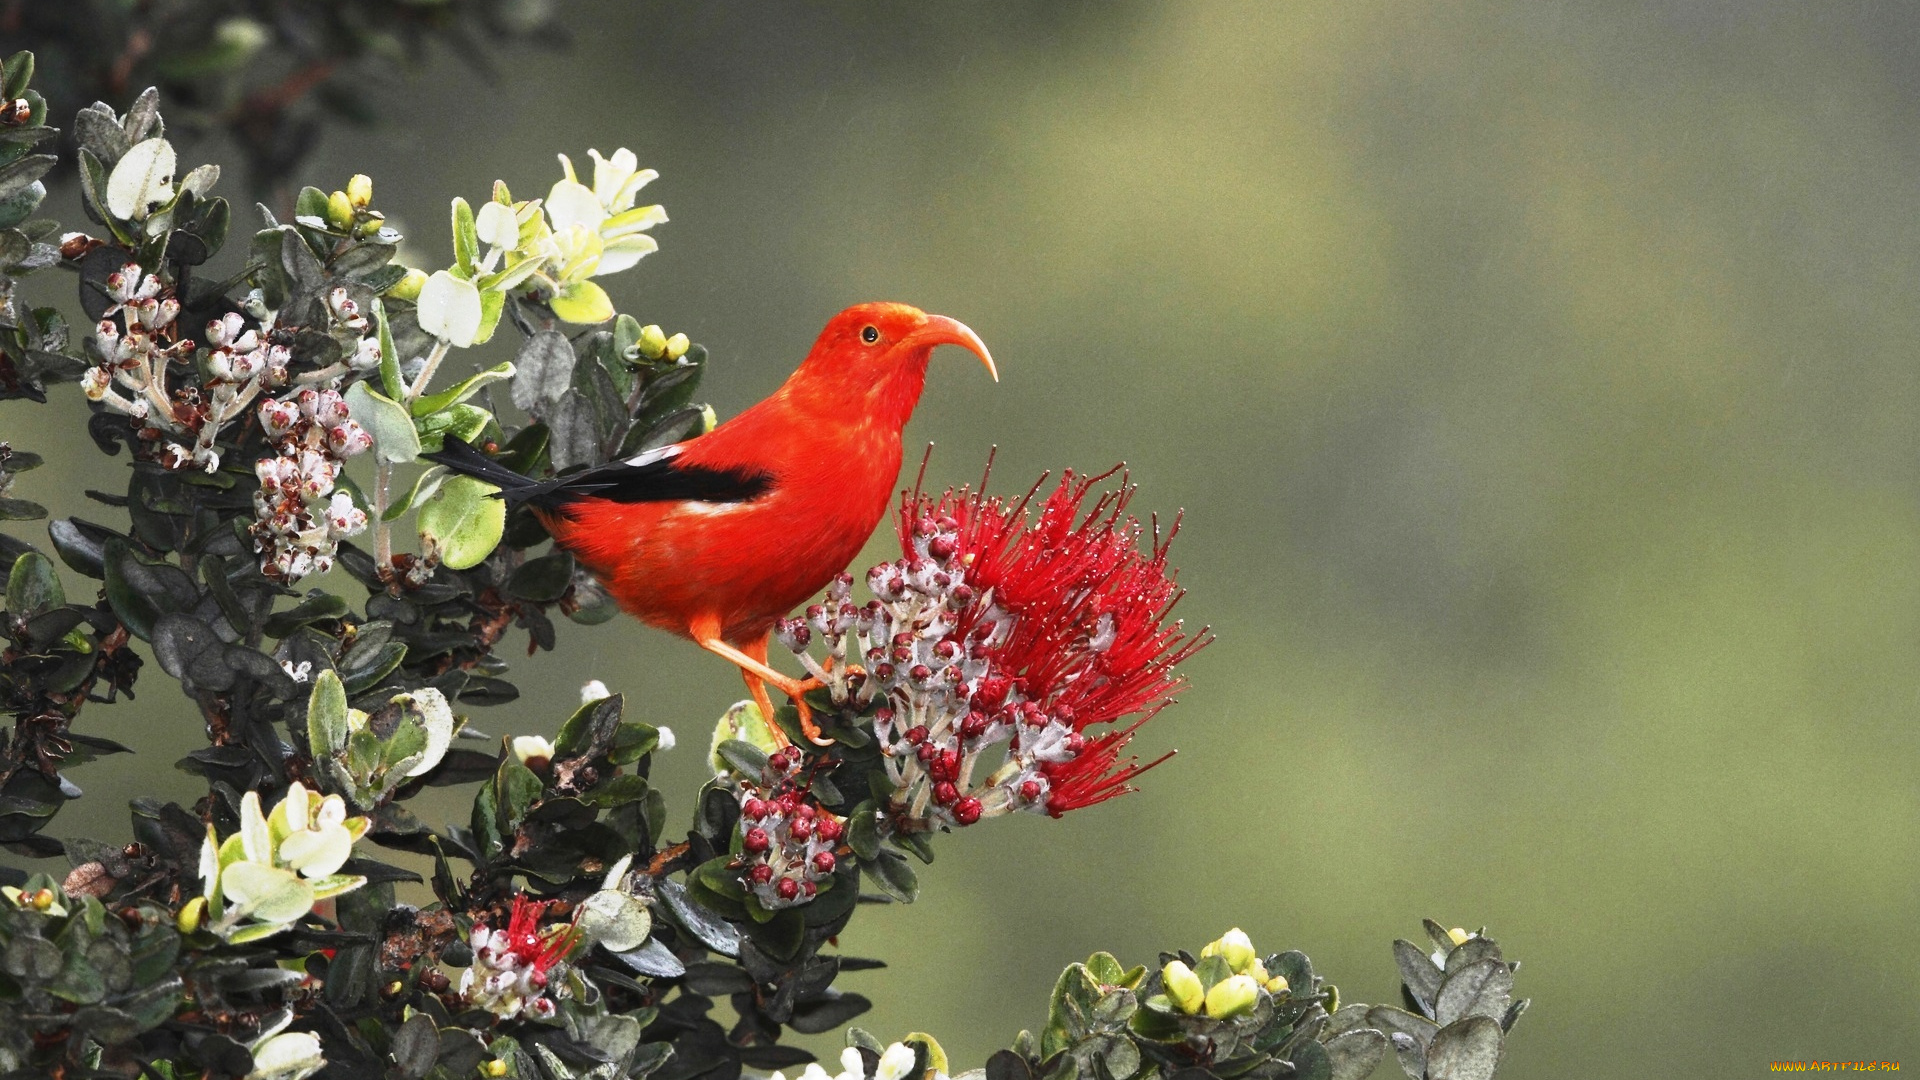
top-left (750, 864), bottom-right (774, 884)
top-left (777, 792), bottom-right (801, 814)
top-left (743, 798), bottom-right (768, 820)
top-left (776, 878), bottom-right (800, 901)
top-left (816, 816), bottom-right (844, 842)
top-left (795, 802), bottom-right (817, 819)
top-left (1020, 780), bottom-right (1043, 801)
top-left (927, 536), bottom-right (958, 562)
top-left (933, 781), bottom-right (959, 805)
top-left (915, 744), bottom-right (935, 763)
top-left (961, 711), bottom-right (988, 739)
top-left (915, 517), bottom-right (937, 538)
top-left (812, 851), bottom-right (836, 874)
top-left (909, 663), bottom-right (933, 683)
top-left (1065, 733), bottom-right (1087, 754)
top-left (934, 640), bottom-right (959, 661)
top-left (530, 970), bottom-right (548, 988)
top-left (743, 827), bottom-right (771, 853)
top-left (789, 817), bottom-right (814, 840)
top-left (953, 797), bottom-right (983, 825)
top-left (906, 725), bottom-right (929, 745)
top-left (802, 880), bottom-right (817, 897)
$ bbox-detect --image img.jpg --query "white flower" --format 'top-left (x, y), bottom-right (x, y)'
top-left (875, 1043), bottom-right (919, 1080)
top-left (580, 679), bottom-right (611, 704)
top-left (512, 735), bottom-right (555, 765)
top-left (588, 147), bottom-right (656, 214)
top-left (656, 726), bottom-right (676, 752)
top-left (546, 148), bottom-right (665, 278)
top-left (281, 660), bottom-right (313, 684)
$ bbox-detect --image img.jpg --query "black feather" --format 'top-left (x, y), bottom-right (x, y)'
top-left (423, 437), bottom-right (771, 510)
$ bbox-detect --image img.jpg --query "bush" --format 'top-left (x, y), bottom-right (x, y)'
top-left (0, 43), bottom-right (1526, 1080)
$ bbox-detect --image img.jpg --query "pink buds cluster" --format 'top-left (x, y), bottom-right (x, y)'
top-left (326, 287), bottom-right (386, 373)
top-left (250, 387), bottom-right (370, 582)
top-left (735, 749), bottom-right (845, 909)
top-left (459, 894), bottom-right (581, 1021)
top-left (779, 468), bottom-right (1208, 834)
top-left (80, 265), bottom-right (209, 466)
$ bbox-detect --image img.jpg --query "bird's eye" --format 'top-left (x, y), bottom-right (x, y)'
top-left (861, 325), bottom-right (880, 344)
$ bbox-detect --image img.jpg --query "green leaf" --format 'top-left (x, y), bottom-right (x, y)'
top-left (495, 758), bottom-right (544, 833)
top-left (219, 862), bottom-right (315, 925)
top-left (1323, 1029), bottom-right (1389, 1080)
top-left (474, 286), bottom-right (506, 345)
top-left (5, 550), bottom-right (62, 616)
top-left (865, 850), bottom-right (919, 903)
top-left (343, 380), bottom-right (420, 464)
top-left (550, 279), bottom-right (614, 324)
top-left (417, 475), bottom-right (505, 570)
top-left (715, 738), bottom-right (768, 778)
top-left (1425, 1016), bottom-right (1502, 1080)
top-left (846, 802), bottom-right (880, 861)
top-left (382, 465), bottom-right (445, 522)
top-left (410, 360), bottom-right (515, 416)
top-left (307, 669), bottom-right (351, 760)
top-left (413, 403), bottom-right (492, 455)
top-left (511, 330), bottom-right (575, 411)
top-left (1043, 964), bottom-right (1102, 1058)
top-left (3, 51), bottom-right (34, 101)
top-left (451, 197), bottom-right (478, 275)
top-left (375, 298), bottom-right (404, 400)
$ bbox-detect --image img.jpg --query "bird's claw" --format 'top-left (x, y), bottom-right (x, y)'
top-left (784, 677), bottom-right (833, 747)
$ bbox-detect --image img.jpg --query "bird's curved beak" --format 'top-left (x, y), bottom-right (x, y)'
top-left (908, 314), bottom-right (998, 382)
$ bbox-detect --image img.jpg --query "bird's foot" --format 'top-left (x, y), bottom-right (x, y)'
top-left (778, 676), bottom-right (832, 747)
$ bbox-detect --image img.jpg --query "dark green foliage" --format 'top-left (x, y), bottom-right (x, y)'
top-left (9, 0), bottom-right (562, 196)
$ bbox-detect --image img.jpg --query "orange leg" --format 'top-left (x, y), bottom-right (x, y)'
top-left (690, 618), bottom-right (831, 747)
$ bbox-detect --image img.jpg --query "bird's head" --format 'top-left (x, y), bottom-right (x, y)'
top-left (792, 302), bottom-right (996, 428)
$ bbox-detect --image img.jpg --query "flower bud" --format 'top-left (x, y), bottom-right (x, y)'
top-left (665, 332), bottom-right (690, 360)
top-left (484, 1061), bottom-right (509, 1078)
top-left (1204, 973), bottom-right (1260, 1020)
top-left (1202, 928), bottom-right (1256, 975)
top-left (1447, 926), bottom-right (1474, 946)
top-left (638, 323), bottom-right (668, 359)
top-left (1265, 974), bottom-right (1289, 995)
top-left (347, 173), bottom-right (373, 208)
top-left (386, 267), bottom-right (428, 302)
top-left (177, 895), bottom-right (206, 934)
top-left (1162, 959), bottom-right (1204, 1014)
top-left (326, 190), bottom-right (354, 231)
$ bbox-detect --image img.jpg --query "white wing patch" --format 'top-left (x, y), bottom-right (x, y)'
top-left (623, 444), bottom-right (684, 468)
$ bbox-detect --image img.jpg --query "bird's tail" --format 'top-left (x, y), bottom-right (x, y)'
top-left (422, 436), bottom-right (546, 507)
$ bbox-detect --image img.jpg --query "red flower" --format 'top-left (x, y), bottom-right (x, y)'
top-left (501, 893), bottom-right (578, 983)
top-left (899, 464), bottom-right (1210, 814)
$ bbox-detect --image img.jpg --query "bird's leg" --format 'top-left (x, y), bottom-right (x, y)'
top-left (691, 620), bottom-right (830, 747)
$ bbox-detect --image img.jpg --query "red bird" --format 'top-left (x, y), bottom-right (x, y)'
top-left (428, 303), bottom-right (995, 744)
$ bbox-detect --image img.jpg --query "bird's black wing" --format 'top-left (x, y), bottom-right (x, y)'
top-left (424, 437), bottom-right (772, 510)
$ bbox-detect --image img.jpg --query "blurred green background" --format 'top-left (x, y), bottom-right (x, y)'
top-left (6, 1), bottom-right (1919, 1075)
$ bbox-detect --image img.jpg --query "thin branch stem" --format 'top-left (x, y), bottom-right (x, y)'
top-left (406, 339), bottom-right (452, 404)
